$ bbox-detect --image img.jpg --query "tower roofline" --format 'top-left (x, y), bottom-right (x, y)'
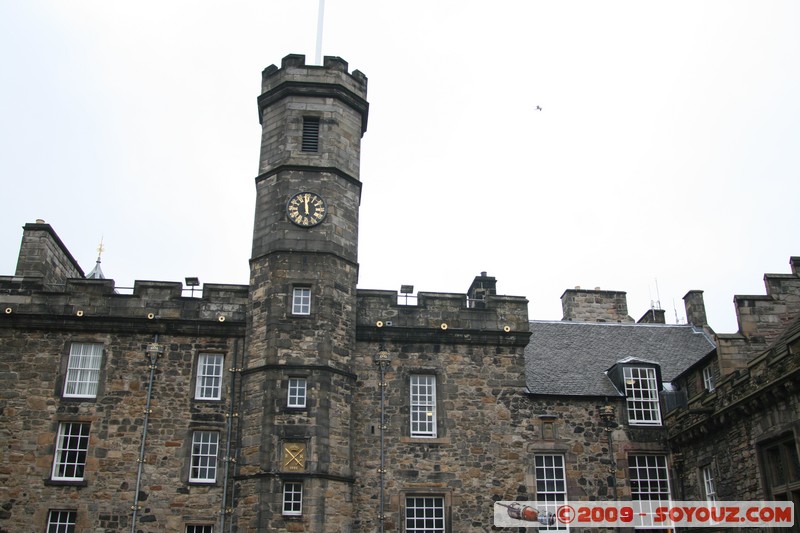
top-left (259, 54), bottom-right (369, 135)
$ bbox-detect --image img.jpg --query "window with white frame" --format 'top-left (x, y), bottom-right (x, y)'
top-left (292, 287), bottom-right (311, 315)
top-left (702, 365), bottom-right (715, 392)
top-left (535, 454), bottom-right (568, 530)
top-left (47, 509), bottom-right (76, 533)
top-left (64, 342), bottom-right (103, 398)
top-left (623, 367), bottom-right (662, 426)
top-left (185, 526), bottom-right (213, 533)
top-left (405, 496), bottom-right (445, 532)
top-left (410, 374), bottom-right (437, 438)
top-left (51, 422), bottom-right (90, 481)
top-left (283, 482), bottom-right (303, 516)
top-left (702, 464), bottom-right (717, 502)
top-left (195, 353), bottom-right (224, 400)
top-left (287, 378), bottom-right (307, 408)
top-left (630, 454), bottom-right (671, 527)
top-left (190, 431), bottom-right (219, 483)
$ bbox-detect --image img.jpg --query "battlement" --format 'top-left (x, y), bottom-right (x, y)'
top-left (258, 54), bottom-right (368, 136)
top-left (714, 256), bottom-right (800, 375)
top-left (262, 54), bottom-right (367, 94)
top-left (0, 276), bottom-right (248, 325)
top-left (356, 288), bottom-right (530, 346)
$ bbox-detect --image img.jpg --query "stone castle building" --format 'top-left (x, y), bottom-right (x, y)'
top-left (1, 54), bottom-right (798, 532)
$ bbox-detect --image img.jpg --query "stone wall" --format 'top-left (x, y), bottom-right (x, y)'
top-left (0, 325), bottom-right (244, 533)
top-left (560, 288), bottom-right (634, 323)
top-left (668, 257), bottom-right (800, 513)
top-left (13, 222), bottom-right (84, 286)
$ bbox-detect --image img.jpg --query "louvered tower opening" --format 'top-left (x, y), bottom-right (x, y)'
top-left (301, 116), bottom-right (320, 152)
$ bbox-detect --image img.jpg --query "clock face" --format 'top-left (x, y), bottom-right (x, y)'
top-left (286, 192), bottom-right (327, 227)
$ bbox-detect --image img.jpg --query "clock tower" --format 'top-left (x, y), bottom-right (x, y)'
top-left (239, 54), bottom-right (368, 532)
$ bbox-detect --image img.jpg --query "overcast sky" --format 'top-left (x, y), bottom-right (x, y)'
top-left (1, 1), bottom-right (798, 333)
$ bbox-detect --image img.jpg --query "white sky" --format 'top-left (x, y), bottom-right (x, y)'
top-left (1, 1), bottom-right (798, 334)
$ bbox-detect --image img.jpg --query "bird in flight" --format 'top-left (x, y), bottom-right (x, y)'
top-left (536, 106), bottom-right (542, 111)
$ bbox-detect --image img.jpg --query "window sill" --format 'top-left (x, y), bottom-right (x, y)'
top-left (45, 479), bottom-right (87, 487)
top-left (401, 436), bottom-right (450, 445)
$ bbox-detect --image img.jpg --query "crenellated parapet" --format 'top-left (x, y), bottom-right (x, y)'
top-left (0, 276), bottom-right (248, 334)
top-left (716, 256), bottom-right (800, 375)
top-left (356, 288), bottom-right (530, 346)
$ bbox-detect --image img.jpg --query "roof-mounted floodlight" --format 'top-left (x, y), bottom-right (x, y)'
top-left (185, 277), bottom-right (200, 297)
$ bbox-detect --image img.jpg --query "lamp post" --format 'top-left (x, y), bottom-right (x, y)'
top-left (374, 348), bottom-right (392, 533)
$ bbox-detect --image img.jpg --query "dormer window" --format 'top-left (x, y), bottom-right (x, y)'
top-left (623, 366), bottom-right (662, 426)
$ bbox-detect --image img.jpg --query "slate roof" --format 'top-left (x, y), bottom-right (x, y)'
top-left (524, 321), bottom-right (716, 397)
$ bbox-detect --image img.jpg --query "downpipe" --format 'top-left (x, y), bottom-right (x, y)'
top-left (131, 336), bottom-right (163, 533)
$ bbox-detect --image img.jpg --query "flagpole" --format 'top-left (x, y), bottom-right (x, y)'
top-left (315, 0), bottom-right (325, 65)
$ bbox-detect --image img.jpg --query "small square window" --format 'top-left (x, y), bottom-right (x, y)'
top-left (410, 375), bottom-right (437, 438)
top-left (301, 116), bottom-right (320, 152)
top-left (288, 378), bottom-right (307, 408)
top-left (283, 482), bottom-right (303, 516)
top-left (51, 422), bottom-right (90, 481)
top-left (47, 510), bottom-right (76, 533)
top-left (64, 342), bottom-right (103, 398)
top-left (195, 353), bottom-right (224, 400)
top-left (292, 287), bottom-right (311, 315)
top-left (190, 431), bottom-right (219, 483)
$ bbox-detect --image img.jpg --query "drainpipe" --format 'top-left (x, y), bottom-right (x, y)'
top-left (131, 336), bottom-right (164, 533)
top-left (220, 337), bottom-right (242, 532)
top-left (599, 403), bottom-right (619, 533)
top-left (374, 346), bottom-right (392, 533)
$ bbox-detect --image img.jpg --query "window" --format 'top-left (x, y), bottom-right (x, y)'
top-left (702, 464), bottom-right (717, 502)
top-left (283, 482), bottom-right (303, 516)
top-left (292, 287), bottom-right (311, 315)
top-left (410, 374), bottom-right (437, 438)
top-left (630, 454), bottom-right (671, 527)
top-left (405, 496), bottom-right (445, 532)
top-left (64, 342), bottom-right (103, 398)
top-left (287, 378), bottom-right (307, 408)
top-left (535, 454), bottom-right (568, 531)
top-left (186, 526), bottom-right (213, 533)
top-left (190, 431), bottom-right (219, 483)
top-left (51, 422), bottom-right (90, 481)
top-left (623, 367), bottom-right (662, 426)
top-left (195, 353), bottom-right (224, 400)
top-left (702, 365), bottom-right (715, 392)
top-left (760, 434), bottom-right (800, 517)
top-left (301, 116), bottom-right (320, 152)
top-left (47, 510), bottom-right (76, 533)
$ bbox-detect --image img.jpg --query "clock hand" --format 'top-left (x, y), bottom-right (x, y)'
top-left (304, 196), bottom-right (309, 215)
